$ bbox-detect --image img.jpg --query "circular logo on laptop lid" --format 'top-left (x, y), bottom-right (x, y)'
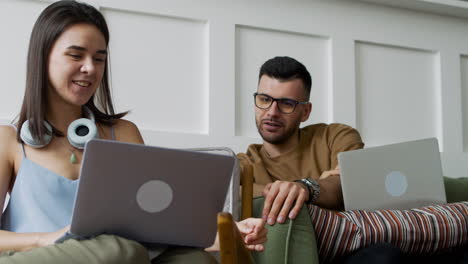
top-left (385, 171), bottom-right (408, 197)
top-left (136, 180), bottom-right (173, 213)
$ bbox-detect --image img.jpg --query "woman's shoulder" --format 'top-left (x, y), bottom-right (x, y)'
top-left (112, 119), bottom-right (138, 130)
top-left (0, 125), bottom-right (18, 145)
top-left (0, 125), bottom-right (19, 161)
top-left (109, 119), bottom-right (144, 144)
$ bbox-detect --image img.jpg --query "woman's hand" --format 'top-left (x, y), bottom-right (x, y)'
top-left (36, 225), bottom-right (70, 248)
top-left (206, 217), bottom-right (267, 252)
top-left (236, 218), bottom-right (267, 252)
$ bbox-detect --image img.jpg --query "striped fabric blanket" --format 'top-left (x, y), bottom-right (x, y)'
top-left (309, 202), bottom-right (468, 262)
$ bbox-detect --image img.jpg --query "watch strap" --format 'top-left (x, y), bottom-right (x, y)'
top-left (295, 178), bottom-right (320, 204)
top-left (294, 179), bottom-right (312, 203)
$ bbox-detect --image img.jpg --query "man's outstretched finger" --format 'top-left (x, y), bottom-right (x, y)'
top-left (246, 244), bottom-right (265, 252)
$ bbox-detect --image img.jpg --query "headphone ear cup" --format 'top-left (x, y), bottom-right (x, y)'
top-left (20, 120), bottom-right (53, 148)
top-left (67, 118), bottom-right (99, 149)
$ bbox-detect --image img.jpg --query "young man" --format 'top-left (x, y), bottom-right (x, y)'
top-left (237, 56), bottom-right (364, 226)
top-left (238, 56), bottom-right (468, 264)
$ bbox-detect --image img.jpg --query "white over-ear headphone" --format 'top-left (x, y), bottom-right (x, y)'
top-left (20, 107), bottom-right (99, 149)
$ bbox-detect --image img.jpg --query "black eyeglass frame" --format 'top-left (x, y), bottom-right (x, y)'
top-left (253, 92), bottom-right (309, 114)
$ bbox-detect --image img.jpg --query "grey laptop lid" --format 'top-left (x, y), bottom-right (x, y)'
top-left (338, 138), bottom-right (446, 211)
top-left (70, 139), bottom-right (235, 248)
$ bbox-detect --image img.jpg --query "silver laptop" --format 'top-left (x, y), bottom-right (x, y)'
top-left (70, 139), bottom-right (235, 248)
top-left (339, 138), bottom-right (446, 211)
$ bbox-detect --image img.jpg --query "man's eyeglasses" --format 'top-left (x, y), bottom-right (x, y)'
top-left (253, 93), bottom-right (308, 114)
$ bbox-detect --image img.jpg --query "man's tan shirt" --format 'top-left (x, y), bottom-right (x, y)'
top-left (237, 123), bottom-right (364, 197)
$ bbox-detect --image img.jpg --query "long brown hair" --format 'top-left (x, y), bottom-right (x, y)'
top-left (17, 0), bottom-right (126, 144)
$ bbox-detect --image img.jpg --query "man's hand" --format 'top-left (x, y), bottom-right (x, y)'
top-left (261, 167), bottom-right (343, 225)
top-left (319, 166), bottom-right (340, 180)
top-left (262, 181), bottom-right (309, 225)
top-left (236, 218), bottom-right (267, 252)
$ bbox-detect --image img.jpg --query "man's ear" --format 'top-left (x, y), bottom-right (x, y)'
top-left (301, 102), bottom-right (312, 122)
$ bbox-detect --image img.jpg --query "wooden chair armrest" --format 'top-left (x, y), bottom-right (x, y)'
top-left (217, 212), bottom-right (254, 264)
top-left (241, 164), bottom-right (254, 220)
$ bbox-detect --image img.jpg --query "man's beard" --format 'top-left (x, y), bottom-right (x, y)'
top-left (256, 118), bottom-right (300, 145)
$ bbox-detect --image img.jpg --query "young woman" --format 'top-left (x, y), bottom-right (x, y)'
top-left (0, 1), bottom-right (266, 263)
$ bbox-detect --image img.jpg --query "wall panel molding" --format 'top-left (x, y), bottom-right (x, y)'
top-left (0, 0), bottom-right (48, 123)
top-left (102, 8), bottom-right (209, 134)
top-left (355, 41), bottom-right (441, 147)
top-left (461, 55), bottom-right (468, 152)
top-left (437, 51), bottom-right (463, 153)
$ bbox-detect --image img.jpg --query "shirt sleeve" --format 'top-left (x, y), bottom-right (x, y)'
top-left (327, 123), bottom-right (365, 169)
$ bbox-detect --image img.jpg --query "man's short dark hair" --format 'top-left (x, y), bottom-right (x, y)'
top-left (259, 56), bottom-right (312, 100)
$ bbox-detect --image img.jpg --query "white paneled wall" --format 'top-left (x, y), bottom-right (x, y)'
top-left (1, 0), bottom-right (468, 176)
top-left (0, 0), bottom-right (49, 124)
top-left (235, 26), bottom-right (330, 138)
top-left (462, 56), bottom-right (468, 152)
top-left (103, 8), bottom-right (209, 134)
top-left (355, 42), bottom-right (441, 148)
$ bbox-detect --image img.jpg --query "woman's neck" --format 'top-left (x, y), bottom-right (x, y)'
top-left (46, 102), bottom-right (83, 133)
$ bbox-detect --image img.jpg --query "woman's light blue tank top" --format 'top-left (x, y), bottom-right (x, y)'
top-left (1, 128), bottom-right (115, 233)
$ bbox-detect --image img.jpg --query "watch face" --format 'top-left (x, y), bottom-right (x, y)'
top-left (306, 178), bottom-right (319, 188)
top-left (304, 178), bottom-right (320, 204)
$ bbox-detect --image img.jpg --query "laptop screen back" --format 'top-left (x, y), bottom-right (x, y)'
top-left (70, 139), bottom-right (235, 248)
top-left (339, 138), bottom-right (446, 211)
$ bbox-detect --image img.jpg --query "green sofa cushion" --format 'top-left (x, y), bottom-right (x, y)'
top-left (248, 177), bottom-right (466, 264)
top-left (251, 197), bottom-right (319, 264)
top-left (444, 176), bottom-right (468, 203)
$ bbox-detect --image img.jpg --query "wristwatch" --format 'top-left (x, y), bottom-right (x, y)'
top-left (295, 178), bottom-right (320, 204)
